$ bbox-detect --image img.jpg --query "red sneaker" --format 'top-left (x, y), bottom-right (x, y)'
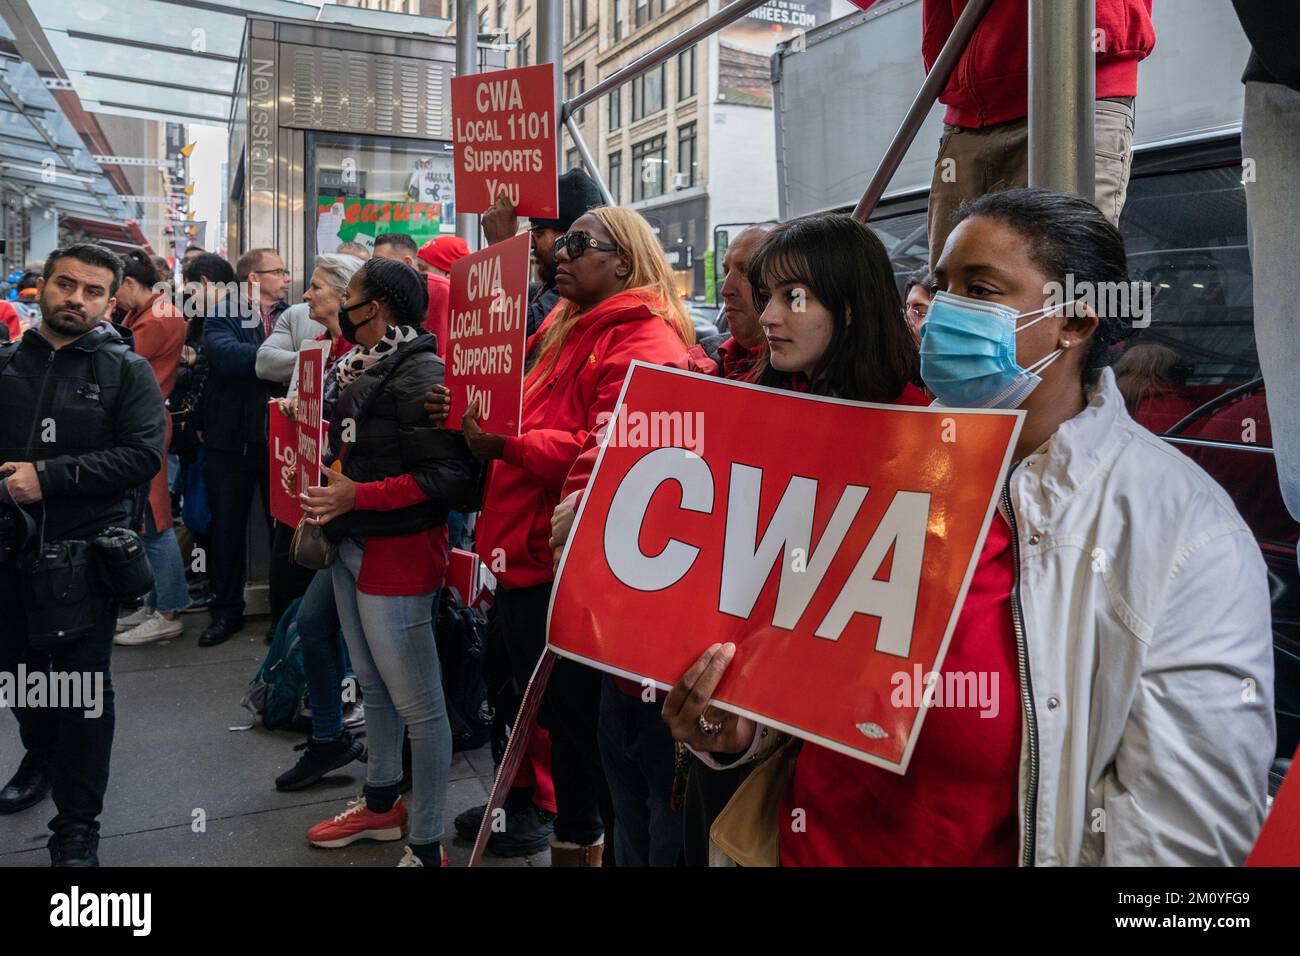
top-left (308, 798), bottom-right (406, 848)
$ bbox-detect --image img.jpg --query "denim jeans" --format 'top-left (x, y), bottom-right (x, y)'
top-left (332, 538), bottom-right (451, 845)
top-left (299, 569), bottom-right (345, 743)
top-left (143, 510), bottom-right (190, 614)
top-left (1243, 82), bottom-right (1300, 536)
top-left (596, 675), bottom-right (682, 866)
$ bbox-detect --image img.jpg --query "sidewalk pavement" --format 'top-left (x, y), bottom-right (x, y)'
top-left (0, 613), bottom-right (550, 867)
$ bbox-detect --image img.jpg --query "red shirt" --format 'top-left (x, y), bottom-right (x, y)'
top-left (851, 0), bottom-right (1155, 128)
top-left (351, 475), bottom-right (450, 596)
top-left (425, 272), bottom-right (450, 357)
top-left (0, 300), bottom-right (20, 340)
top-left (779, 511), bottom-right (1020, 866)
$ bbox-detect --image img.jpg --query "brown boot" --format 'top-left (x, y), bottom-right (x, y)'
top-left (548, 835), bottom-right (604, 867)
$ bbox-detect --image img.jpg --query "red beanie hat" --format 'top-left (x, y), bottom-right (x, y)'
top-left (418, 235), bottom-right (470, 273)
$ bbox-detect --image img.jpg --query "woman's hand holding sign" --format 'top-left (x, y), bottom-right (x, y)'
top-left (300, 469), bottom-right (356, 525)
top-left (662, 642), bottom-right (756, 756)
top-left (462, 400), bottom-right (507, 461)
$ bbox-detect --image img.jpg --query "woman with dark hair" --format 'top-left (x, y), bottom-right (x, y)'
top-left (664, 189), bottom-right (1274, 866)
top-left (300, 257), bottom-right (480, 867)
top-left (113, 248), bottom-right (191, 644)
top-left (746, 214), bottom-right (919, 399)
top-left (551, 213), bottom-right (927, 866)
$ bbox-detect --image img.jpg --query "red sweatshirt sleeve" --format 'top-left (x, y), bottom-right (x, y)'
top-left (353, 473), bottom-right (431, 511)
top-left (501, 338), bottom-right (643, 491)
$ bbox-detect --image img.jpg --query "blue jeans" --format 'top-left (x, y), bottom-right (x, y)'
top-left (143, 510), bottom-right (190, 614)
top-left (597, 675), bottom-right (683, 866)
top-left (332, 538), bottom-right (451, 845)
top-left (1244, 82), bottom-right (1300, 540)
top-left (299, 570), bottom-right (345, 743)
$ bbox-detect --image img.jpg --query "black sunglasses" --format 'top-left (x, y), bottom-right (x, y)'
top-left (553, 231), bottom-right (621, 260)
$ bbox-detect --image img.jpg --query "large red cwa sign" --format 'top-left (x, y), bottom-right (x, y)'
top-left (548, 363), bottom-right (1022, 772)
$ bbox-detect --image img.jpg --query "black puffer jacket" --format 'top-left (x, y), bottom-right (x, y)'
top-left (324, 332), bottom-right (481, 541)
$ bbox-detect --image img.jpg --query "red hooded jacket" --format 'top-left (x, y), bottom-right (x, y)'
top-left (854, 0), bottom-right (1156, 128)
top-left (476, 287), bottom-right (691, 590)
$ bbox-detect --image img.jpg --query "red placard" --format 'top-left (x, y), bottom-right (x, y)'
top-left (547, 363), bottom-right (1023, 773)
top-left (445, 232), bottom-right (530, 436)
top-left (268, 404), bottom-right (299, 527)
top-left (1247, 744), bottom-right (1300, 866)
top-left (451, 64), bottom-right (558, 218)
top-left (295, 346), bottom-right (327, 497)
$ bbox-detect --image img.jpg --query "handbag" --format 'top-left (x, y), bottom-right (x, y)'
top-left (290, 516), bottom-right (336, 570)
top-left (707, 735), bottom-right (802, 867)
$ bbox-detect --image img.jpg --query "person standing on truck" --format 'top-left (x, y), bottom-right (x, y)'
top-left (1231, 0), bottom-right (1300, 541)
top-left (860, 0), bottom-right (1156, 267)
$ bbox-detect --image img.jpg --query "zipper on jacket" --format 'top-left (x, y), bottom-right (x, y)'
top-left (23, 349), bottom-right (57, 456)
top-left (1002, 475), bottom-right (1039, 867)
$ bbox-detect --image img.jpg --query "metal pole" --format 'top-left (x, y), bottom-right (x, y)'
top-left (565, 0), bottom-right (770, 116)
top-left (852, 0), bottom-right (994, 222)
top-left (1028, 0), bottom-right (1094, 200)
top-left (456, 0), bottom-right (480, 250)
top-left (565, 114), bottom-right (615, 205)
top-left (537, 0), bottom-right (564, 168)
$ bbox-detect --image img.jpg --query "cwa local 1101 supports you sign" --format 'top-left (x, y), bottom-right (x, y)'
top-left (451, 64), bottom-right (558, 219)
top-left (445, 231), bottom-right (530, 436)
top-left (547, 363), bottom-right (1024, 773)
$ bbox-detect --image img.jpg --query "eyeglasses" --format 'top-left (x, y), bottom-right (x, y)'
top-left (553, 231), bottom-right (621, 260)
top-left (253, 268), bottom-right (289, 277)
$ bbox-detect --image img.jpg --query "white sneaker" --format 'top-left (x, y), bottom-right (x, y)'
top-left (397, 846), bottom-right (424, 867)
top-left (114, 611), bottom-right (185, 646)
top-left (115, 606), bottom-right (154, 633)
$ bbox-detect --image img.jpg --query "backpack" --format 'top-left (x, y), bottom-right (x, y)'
top-left (435, 587), bottom-right (493, 752)
top-left (242, 597), bottom-right (312, 731)
top-left (240, 596), bottom-right (355, 732)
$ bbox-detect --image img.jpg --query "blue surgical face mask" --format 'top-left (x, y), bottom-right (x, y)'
top-left (919, 290), bottom-right (1069, 408)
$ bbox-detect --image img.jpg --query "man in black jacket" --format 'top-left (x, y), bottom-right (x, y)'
top-left (198, 249), bottom-right (287, 647)
top-left (0, 243), bottom-right (164, 866)
top-left (480, 169), bottom-right (606, 336)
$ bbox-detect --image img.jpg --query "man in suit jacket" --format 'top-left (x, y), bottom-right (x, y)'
top-left (197, 248), bottom-right (288, 647)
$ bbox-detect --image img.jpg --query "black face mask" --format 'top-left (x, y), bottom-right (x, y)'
top-left (338, 297), bottom-right (380, 345)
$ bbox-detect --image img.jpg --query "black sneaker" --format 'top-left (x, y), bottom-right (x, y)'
top-left (486, 804), bottom-right (556, 858)
top-left (49, 825), bottom-right (99, 867)
top-left (275, 733), bottom-right (366, 791)
top-left (454, 803), bottom-right (487, 839)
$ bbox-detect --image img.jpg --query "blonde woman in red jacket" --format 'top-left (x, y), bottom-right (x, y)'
top-left (461, 206), bottom-right (693, 865)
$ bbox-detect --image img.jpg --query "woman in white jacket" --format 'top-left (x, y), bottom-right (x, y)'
top-left (664, 188), bottom-right (1275, 866)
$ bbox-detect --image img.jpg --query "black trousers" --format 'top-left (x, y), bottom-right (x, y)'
top-left (0, 571), bottom-right (117, 834)
top-left (269, 519), bottom-right (314, 629)
top-left (205, 443), bottom-right (270, 623)
top-left (490, 583), bottom-right (612, 847)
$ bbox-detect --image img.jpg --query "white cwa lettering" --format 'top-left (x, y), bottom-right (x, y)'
top-left (603, 453), bottom-right (930, 656)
